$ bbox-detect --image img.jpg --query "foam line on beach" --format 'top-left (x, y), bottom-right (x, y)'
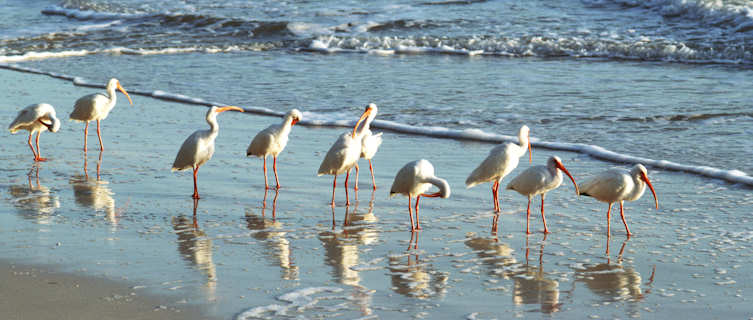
top-left (1, 62), bottom-right (751, 187)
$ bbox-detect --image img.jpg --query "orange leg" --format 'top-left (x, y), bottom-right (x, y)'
top-left (344, 169), bottom-right (351, 206)
top-left (606, 203), bottom-right (613, 238)
top-left (273, 156), bottom-right (280, 189)
top-left (414, 195), bottom-right (422, 230)
top-left (526, 196), bottom-right (532, 234)
top-left (96, 119), bottom-right (104, 151)
top-left (408, 196), bottom-right (415, 231)
top-left (263, 156), bottom-right (269, 189)
top-left (27, 133), bottom-right (38, 161)
top-left (540, 194), bottom-right (550, 234)
top-left (368, 159), bottom-right (376, 190)
top-left (34, 132), bottom-right (47, 161)
top-left (492, 180), bottom-right (500, 212)
top-left (83, 121), bottom-right (89, 152)
top-left (354, 163), bottom-right (360, 191)
top-left (619, 201), bottom-right (633, 237)
top-left (330, 175), bottom-right (337, 207)
top-left (192, 164), bottom-right (201, 199)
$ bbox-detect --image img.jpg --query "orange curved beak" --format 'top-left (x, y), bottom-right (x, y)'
top-left (116, 82), bottom-right (133, 105)
top-left (527, 132), bottom-right (532, 163)
top-left (291, 118), bottom-right (299, 126)
top-left (641, 171), bottom-right (659, 209)
top-left (216, 106), bottom-right (244, 113)
top-left (555, 159), bottom-right (578, 195)
top-left (352, 108), bottom-right (371, 138)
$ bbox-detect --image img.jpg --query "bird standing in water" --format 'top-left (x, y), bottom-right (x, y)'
top-left (390, 159), bottom-right (451, 231)
top-left (69, 78), bottom-right (133, 152)
top-left (8, 103), bottom-right (61, 162)
top-left (246, 109), bottom-right (302, 189)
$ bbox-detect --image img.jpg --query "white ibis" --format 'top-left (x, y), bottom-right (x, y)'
top-left (69, 78), bottom-right (133, 152)
top-left (578, 164), bottom-right (658, 237)
top-left (172, 106), bottom-right (244, 199)
top-left (466, 125), bottom-right (532, 212)
top-left (389, 159), bottom-right (451, 231)
top-left (506, 156), bottom-right (578, 234)
top-left (354, 103), bottom-right (382, 191)
top-left (8, 103), bottom-right (61, 161)
top-left (317, 107), bottom-right (372, 206)
top-left (246, 109), bottom-right (302, 189)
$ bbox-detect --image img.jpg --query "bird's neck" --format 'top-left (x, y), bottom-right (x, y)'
top-left (517, 134), bottom-right (529, 158)
top-left (207, 115), bottom-right (219, 133)
top-left (281, 117), bottom-right (294, 134)
top-left (423, 176), bottom-right (450, 198)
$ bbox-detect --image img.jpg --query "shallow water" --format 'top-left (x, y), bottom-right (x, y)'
top-left (3, 0), bottom-right (753, 318)
top-left (3, 69), bottom-right (753, 318)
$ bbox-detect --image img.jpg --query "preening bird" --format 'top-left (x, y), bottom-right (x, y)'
top-left (317, 107), bottom-right (373, 206)
top-left (354, 103), bottom-right (382, 191)
top-left (506, 156), bottom-right (578, 234)
top-left (578, 164), bottom-right (658, 237)
top-left (466, 125), bottom-right (532, 212)
top-left (172, 106), bottom-right (244, 199)
top-left (246, 109), bottom-right (302, 189)
top-left (70, 78), bottom-right (133, 152)
top-left (8, 103), bottom-right (61, 162)
top-left (390, 159), bottom-right (451, 231)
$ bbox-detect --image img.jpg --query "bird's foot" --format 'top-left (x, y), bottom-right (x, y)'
top-left (192, 194), bottom-right (201, 199)
top-left (34, 157), bottom-right (48, 162)
top-left (354, 186), bottom-right (359, 191)
top-left (526, 230), bottom-right (532, 235)
top-left (626, 232), bottom-right (633, 238)
top-left (415, 225), bottom-right (422, 230)
top-left (543, 229), bottom-right (551, 234)
top-left (275, 185), bottom-right (281, 190)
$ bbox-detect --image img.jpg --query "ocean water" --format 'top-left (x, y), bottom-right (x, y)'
top-left (2, 0), bottom-right (753, 319)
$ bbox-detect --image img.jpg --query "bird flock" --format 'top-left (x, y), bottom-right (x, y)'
top-left (8, 78), bottom-right (659, 239)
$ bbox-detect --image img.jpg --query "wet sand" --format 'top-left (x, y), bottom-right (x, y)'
top-left (0, 260), bottom-right (213, 320)
top-left (2, 67), bottom-right (753, 319)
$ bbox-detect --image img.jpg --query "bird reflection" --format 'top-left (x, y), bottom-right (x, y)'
top-left (464, 234), bottom-right (517, 278)
top-left (319, 192), bottom-right (379, 286)
top-left (574, 239), bottom-right (656, 302)
top-left (244, 188), bottom-right (298, 280)
top-left (512, 236), bottom-right (561, 313)
top-left (69, 151), bottom-right (118, 226)
top-left (172, 199), bottom-right (217, 299)
top-left (387, 253), bottom-right (448, 299)
top-left (7, 165), bottom-right (59, 223)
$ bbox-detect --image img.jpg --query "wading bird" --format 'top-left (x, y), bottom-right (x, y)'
top-left (390, 159), bottom-right (451, 231)
top-left (578, 164), bottom-right (658, 237)
top-left (8, 103), bottom-right (61, 162)
top-left (466, 125), bottom-right (532, 212)
top-left (246, 109), bottom-right (302, 189)
top-left (354, 103), bottom-right (382, 191)
top-left (506, 156), bottom-right (578, 234)
top-left (172, 106), bottom-right (244, 199)
top-left (69, 78), bottom-right (133, 152)
top-left (317, 107), bottom-right (372, 206)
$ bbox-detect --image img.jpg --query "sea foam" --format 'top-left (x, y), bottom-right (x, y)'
top-left (1, 63), bottom-right (751, 187)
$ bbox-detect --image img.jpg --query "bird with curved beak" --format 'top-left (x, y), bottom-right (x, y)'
top-left (578, 164), bottom-right (658, 237)
top-left (70, 78), bottom-right (133, 152)
top-left (172, 106), bottom-right (244, 199)
top-left (8, 103), bottom-right (61, 162)
top-left (317, 107), bottom-right (372, 206)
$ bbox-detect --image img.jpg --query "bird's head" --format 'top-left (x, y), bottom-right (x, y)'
top-left (107, 78), bottom-right (133, 105)
top-left (352, 104), bottom-right (375, 138)
top-left (287, 109), bottom-right (302, 126)
top-left (519, 125), bottom-right (532, 163)
top-left (633, 164), bottom-right (658, 210)
top-left (550, 156), bottom-right (578, 195)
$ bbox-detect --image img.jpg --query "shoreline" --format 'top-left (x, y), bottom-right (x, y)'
top-left (0, 259), bottom-right (217, 320)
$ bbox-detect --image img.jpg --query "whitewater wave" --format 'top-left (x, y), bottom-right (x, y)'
top-left (1, 62), bottom-right (751, 187)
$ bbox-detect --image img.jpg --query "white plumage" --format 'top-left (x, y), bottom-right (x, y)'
top-left (355, 103), bottom-right (383, 190)
top-left (247, 109), bottom-right (302, 189)
top-left (466, 125), bottom-right (532, 212)
top-left (578, 164), bottom-right (658, 237)
top-left (8, 103), bottom-right (61, 161)
top-left (506, 156), bottom-right (578, 234)
top-left (318, 107), bottom-right (372, 206)
top-left (69, 78), bottom-right (133, 152)
top-left (390, 159), bottom-right (451, 231)
top-left (172, 106), bottom-right (244, 199)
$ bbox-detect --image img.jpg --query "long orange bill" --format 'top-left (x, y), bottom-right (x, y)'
top-left (352, 108), bottom-right (371, 138)
top-left (116, 82), bottom-right (133, 105)
top-left (527, 132), bottom-right (533, 163)
top-left (555, 160), bottom-right (579, 195)
top-left (216, 106), bottom-right (244, 113)
top-left (291, 118), bottom-right (299, 125)
top-left (641, 171), bottom-right (659, 209)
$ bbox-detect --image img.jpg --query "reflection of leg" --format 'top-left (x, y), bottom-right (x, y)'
top-left (263, 156), bottom-right (269, 189)
top-left (96, 151), bottom-right (103, 180)
top-left (273, 156), bottom-right (280, 189)
top-left (619, 201), bottom-right (632, 237)
top-left (526, 196), bottom-right (532, 234)
top-left (541, 194), bottom-right (550, 234)
top-left (415, 195), bottom-right (422, 230)
top-left (368, 159), bottom-right (376, 190)
top-left (96, 120), bottom-right (104, 151)
top-left (83, 121), bottom-right (89, 152)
